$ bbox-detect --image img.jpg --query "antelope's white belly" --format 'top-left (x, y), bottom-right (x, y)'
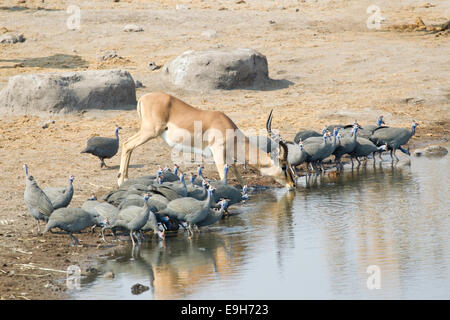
top-left (161, 129), bottom-right (213, 157)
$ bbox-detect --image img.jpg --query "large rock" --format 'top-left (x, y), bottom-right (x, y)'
top-left (162, 48), bottom-right (277, 90)
top-left (0, 69), bottom-right (136, 114)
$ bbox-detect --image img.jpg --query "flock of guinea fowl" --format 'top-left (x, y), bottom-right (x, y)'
top-left (23, 109), bottom-right (419, 247)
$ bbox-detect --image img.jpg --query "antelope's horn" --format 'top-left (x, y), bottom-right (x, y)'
top-left (266, 109), bottom-right (274, 136)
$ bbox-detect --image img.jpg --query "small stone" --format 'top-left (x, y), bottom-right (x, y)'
top-left (131, 283), bottom-right (149, 295)
top-left (104, 271), bottom-right (115, 279)
top-left (41, 120), bottom-right (55, 129)
top-left (269, 20), bottom-right (276, 24)
top-left (123, 24), bottom-right (144, 32)
top-left (99, 51), bottom-right (121, 61)
top-left (414, 145), bottom-right (448, 157)
top-left (0, 33), bottom-right (25, 44)
top-left (176, 4), bottom-right (190, 10)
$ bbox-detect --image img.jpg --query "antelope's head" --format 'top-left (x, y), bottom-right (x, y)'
top-left (266, 110), bottom-right (297, 191)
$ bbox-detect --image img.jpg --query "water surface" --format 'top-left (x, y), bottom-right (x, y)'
top-left (72, 153), bottom-right (449, 300)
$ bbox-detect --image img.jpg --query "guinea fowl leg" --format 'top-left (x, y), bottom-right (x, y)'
top-left (69, 233), bottom-right (80, 246)
top-left (393, 149), bottom-right (399, 161)
top-left (36, 220), bottom-right (41, 234)
top-left (130, 231), bottom-right (136, 247)
top-left (100, 226), bottom-right (108, 243)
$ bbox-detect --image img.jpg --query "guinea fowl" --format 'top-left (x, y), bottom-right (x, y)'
top-left (148, 176), bottom-right (182, 201)
top-left (160, 167), bottom-right (179, 182)
top-left (81, 126), bottom-right (121, 168)
top-left (349, 116), bottom-right (384, 140)
top-left (43, 175), bottom-right (74, 209)
top-left (369, 121), bottom-right (419, 161)
top-left (158, 172), bottom-right (188, 197)
top-left (43, 208), bottom-right (108, 246)
top-left (118, 192), bottom-right (169, 213)
top-left (293, 127), bottom-right (327, 144)
top-left (23, 164), bottom-right (54, 234)
top-left (208, 164), bottom-right (243, 205)
top-left (303, 128), bottom-right (339, 172)
top-left (196, 199), bottom-right (229, 228)
top-left (112, 194), bottom-right (164, 245)
top-left (159, 187), bottom-right (216, 237)
top-left (332, 125), bottom-right (359, 168)
top-left (287, 141), bottom-right (307, 169)
top-left (186, 175), bottom-right (208, 200)
top-left (349, 138), bottom-right (387, 165)
top-left (81, 198), bottom-right (120, 242)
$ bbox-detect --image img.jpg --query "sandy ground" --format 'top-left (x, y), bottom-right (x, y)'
top-left (0, 0), bottom-right (449, 299)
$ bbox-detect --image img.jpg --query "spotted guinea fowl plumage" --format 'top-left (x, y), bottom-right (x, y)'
top-left (81, 126), bottom-right (121, 168)
top-left (23, 164), bottom-right (54, 234)
top-left (43, 175), bottom-right (74, 209)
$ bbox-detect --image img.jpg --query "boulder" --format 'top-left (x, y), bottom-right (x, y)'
top-left (162, 48), bottom-right (276, 90)
top-left (414, 145), bottom-right (448, 157)
top-left (0, 69), bottom-right (136, 114)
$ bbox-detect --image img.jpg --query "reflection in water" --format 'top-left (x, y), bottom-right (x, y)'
top-left (72, 155), bottom-right (449, 299)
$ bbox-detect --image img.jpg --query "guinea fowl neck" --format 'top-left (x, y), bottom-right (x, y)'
top-left (222, 166), bottom-right (228, 184)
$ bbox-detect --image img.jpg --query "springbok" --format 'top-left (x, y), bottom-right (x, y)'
top-left (117, 92), bottom-right (296, 190)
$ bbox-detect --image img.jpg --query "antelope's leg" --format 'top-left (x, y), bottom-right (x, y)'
top-left (118, 129), bottom-right (160, 185)
top-left (210, 145), bottom-right (226, 181)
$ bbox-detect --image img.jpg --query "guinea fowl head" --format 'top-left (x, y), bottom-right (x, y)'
top-left (114, 126), bottom-right (122, 135)
top-left (69, 175), bottom-right (75, 183)
top-left (377, 115), bottom-right (385, 126)
top-left (410, 121), bottom-right (419, 135)
top-left (144, 193), bottom-right (151, 202)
